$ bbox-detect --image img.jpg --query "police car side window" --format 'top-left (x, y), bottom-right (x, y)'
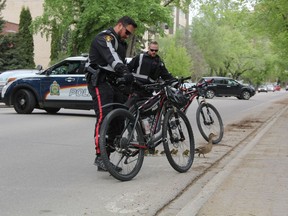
top-left (51, 63), bottom-right (69, 75)
top-left (50, 62), bottom-right (81, 75)
top-left (68, 62), bottom-right (81, 74)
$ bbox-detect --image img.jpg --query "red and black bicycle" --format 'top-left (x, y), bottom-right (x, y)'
top-left (99, 81), bottom-right (195, 181)
top-left (179, 77), bottom-right (224, 144)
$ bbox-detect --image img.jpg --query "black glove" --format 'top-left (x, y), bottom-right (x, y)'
top-left (123, 72), bottom-right (134, 84)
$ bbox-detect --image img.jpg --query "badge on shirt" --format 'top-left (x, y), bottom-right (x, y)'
top-left (104, 35), bottom-right (113, 42)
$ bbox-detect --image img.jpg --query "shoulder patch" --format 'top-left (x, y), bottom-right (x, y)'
top-left (104, 35), bottom-right (113, 42)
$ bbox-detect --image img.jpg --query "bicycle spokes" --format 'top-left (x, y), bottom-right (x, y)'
top-left (201, 106), bottom-right (214, 125)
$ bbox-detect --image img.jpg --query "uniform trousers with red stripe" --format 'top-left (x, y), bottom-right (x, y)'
top-left (88, 81), bottom-right (127, 155)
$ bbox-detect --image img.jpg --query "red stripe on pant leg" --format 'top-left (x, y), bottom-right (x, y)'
top-left (95, 87), bottom-right (103, 154)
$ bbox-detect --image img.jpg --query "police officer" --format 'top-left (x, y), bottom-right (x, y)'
top-left (87, 16), bottom-right (137, 171)
top-left (127, 41), bottom-right (177, 101)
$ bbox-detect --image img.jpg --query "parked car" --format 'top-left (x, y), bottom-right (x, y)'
top-left (1, 56), bottom-right (91, 114)
top-left (0, 69), bottom-right (39, 101)
top-left (1, 56), bottom-right (132, 114)
top-left (266, 84), bottom-right (275, 92)
top-left (197, 76), bottom-right (256, 100)
top-left (273, 84), bottom-right (281, 91)
top-left (257, 85), bottom-right (268, 93)
top-left (181, 82), bottom-right (196, 90)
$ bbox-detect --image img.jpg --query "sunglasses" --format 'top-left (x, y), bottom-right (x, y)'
top-left (124, 27), bottom-right (132, 36)
top-left (150, 49), bottom-right (158, 52)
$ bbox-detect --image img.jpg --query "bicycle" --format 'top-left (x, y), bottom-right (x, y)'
top-left (98, 81), bottom-right (195, 181)
top-left (179, 77), bottom-right (224, 144)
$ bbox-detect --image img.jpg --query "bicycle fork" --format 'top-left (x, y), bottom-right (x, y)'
top-left (198, 98), bottom-right (214, 125)
top-left (201, 103), bottom-right (214, 125)
top-left (167, 107), bottom-right (186, 144)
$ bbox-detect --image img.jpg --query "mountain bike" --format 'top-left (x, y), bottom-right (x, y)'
top-left (99, 81), bottom-right (195, 181)
top-left (179, 77), bottom-right (224, 144)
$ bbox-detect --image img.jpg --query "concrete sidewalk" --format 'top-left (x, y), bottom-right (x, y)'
top-left (177, 106), bottom-right (288, 216)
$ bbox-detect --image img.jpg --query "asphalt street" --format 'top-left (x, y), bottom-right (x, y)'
top-left (177, 102), bottom-right (288, 216)
top-left (1, 93), bottom-right (288, 216)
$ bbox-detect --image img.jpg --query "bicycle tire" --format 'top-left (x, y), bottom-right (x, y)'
top-left (99, 108), bottom-right (145, 181)
top-left (196, 102), bottom-right (224, 144)
top-left (162, 109), bottom-right (195, 173)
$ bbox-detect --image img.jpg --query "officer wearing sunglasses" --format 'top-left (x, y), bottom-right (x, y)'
top-left (87, 16), bottom-right (137, 171)
top-left (128, 41), bottom-right (175, 84)
top-left (127, 41), bottom-right (177, 98)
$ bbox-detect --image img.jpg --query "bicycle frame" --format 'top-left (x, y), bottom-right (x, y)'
top-left (130, 86), bottom-right (171, 149)
top-left (98, 81), bottom-right (196, 181)
top-left (180, 84), bottom-right (207, 113)
top-left (101, 82), bottom-right (189, 151)
top-left (180, 79), bottom-right (217, 127)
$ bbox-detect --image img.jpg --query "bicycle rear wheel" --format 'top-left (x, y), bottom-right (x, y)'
top-left (99, 108), bottom-right (145, 181)
top-left (162, 109), bottom-right (195, 173)
top-left (196, 102), bottom-right (224, 144)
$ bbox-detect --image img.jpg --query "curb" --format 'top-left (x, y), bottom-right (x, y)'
top-left (175, 105), bottom-right (288, 216)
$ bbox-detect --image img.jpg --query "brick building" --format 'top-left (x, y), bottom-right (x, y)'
top-left (1, 21), bottom-right (19, 34)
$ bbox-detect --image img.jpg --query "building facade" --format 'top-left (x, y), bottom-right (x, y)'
top-left (2, 0), bottom-right (50, 68)
top-left (2, 21), bottom-right (19, 34)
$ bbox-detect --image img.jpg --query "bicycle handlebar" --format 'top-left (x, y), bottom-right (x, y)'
top-left (178, 76), bottom-right (192, 83)
top-left (182, 78), bottom-right (214, 91)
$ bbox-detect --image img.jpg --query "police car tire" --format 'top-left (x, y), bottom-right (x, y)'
top-left (13, 89), bottom-right (36, 114)
top-left (44, 108), bottom-right (61, 114)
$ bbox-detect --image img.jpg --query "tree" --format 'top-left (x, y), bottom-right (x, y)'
top-left (31, 0), bottom-right (192, 62)
top-left (0, 34), bottom-right (25, 71)
top-left (1, 4), bottom-right (36, 71)
top-left (252, 0), bottom-right (288, 67)
top-left (0, 0), bottom-right (6, 32)
top-left (159, 33), bottom-right (192, 78)
top-left (18, 6), bottom-right (35, 68)
top-left (0, 0), bottom-right (7, 70)
top-left (190, 0), bottom-right (282, 83)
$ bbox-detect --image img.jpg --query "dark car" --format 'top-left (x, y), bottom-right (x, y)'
top-left (198, 77), bottom-right (256, 100)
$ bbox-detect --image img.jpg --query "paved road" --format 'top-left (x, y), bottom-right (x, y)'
top-left (1, 92), bottom-right (288, 216)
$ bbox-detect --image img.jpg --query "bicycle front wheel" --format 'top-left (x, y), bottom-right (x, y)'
top-left (162, 109), bottom-right (195, 173)
top-left (196, 102), bottom-right (224, 144)
top-left (99, 108), bottom-right (145, 181)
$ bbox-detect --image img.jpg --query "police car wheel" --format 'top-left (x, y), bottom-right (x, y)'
top-left (13, 89), bottom-right (36, 114)
top-left (44, 108), bottom-right (61, 114)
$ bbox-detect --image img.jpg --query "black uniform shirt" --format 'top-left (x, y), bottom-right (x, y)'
top-left (89, 27), bottom-right (128, 75)
top-left (128, 52), bottom-right (173, 84)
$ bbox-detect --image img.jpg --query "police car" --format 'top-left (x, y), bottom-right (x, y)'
top-left (1, 55), bottom-right (93, 114)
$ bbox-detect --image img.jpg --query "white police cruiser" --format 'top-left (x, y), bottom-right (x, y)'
top-left (1, 55), bottom-right (93, 114)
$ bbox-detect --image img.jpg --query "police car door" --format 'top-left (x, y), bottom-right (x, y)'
top-left (74, 61), bottom-right (93, 107)
top-left (40, 60), bottom-right (84, 107)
